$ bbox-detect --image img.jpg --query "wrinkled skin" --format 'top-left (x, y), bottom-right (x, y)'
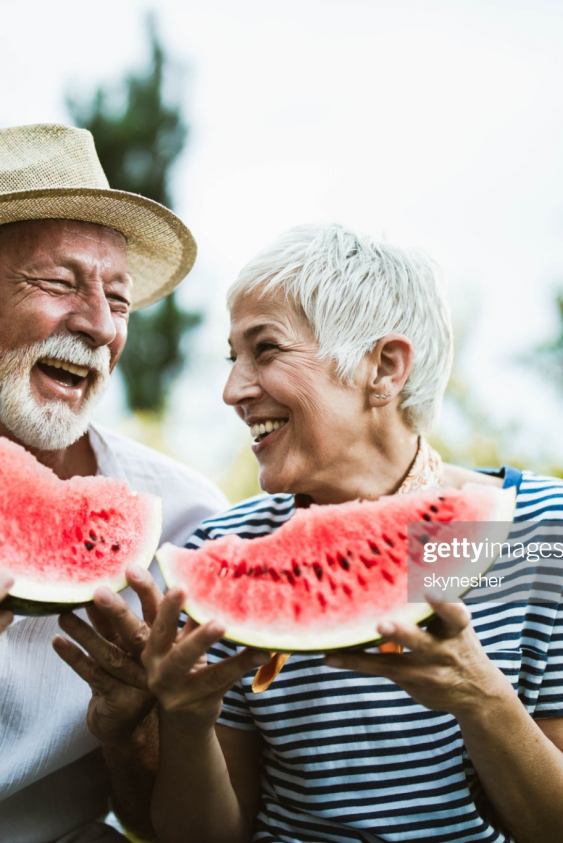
top-left (0, 219), bottom-right (132, 477)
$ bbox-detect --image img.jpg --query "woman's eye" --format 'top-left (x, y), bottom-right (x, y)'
top-left (256, 342), bottom-right (278, 355)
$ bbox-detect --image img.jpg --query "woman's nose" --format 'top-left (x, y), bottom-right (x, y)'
top-left (223, 360), bottom-right (263, 406)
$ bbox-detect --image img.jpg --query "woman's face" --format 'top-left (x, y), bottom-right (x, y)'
top-left (224, 290), bottom-right (377, 502)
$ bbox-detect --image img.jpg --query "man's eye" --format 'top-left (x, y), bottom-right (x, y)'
top-left (226, 355), bottom-right (237, 364)
top-left (107, 295), bottom-right (131, 311)
top-left (45, 278), bottom-right (73, 288)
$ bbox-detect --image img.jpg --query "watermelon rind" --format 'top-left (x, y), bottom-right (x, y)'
top-left (1, 496), bottom-right (163, 615)
top-left (157, 485), bottom-right (516, 653)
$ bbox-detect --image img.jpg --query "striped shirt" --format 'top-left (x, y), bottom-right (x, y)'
top-left (188, 467), bottom-right (563, 842)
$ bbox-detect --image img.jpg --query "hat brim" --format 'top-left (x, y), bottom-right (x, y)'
top-left (0, 187), bottom-right (197, 310)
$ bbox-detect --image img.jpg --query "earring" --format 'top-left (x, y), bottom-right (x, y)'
top-left (374, 392), bottom-right (392, 399)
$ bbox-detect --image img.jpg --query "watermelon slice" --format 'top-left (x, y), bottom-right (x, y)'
top-left (157, 485), bottom-right (515, 652)
top-left (0, 437), bottom-right (162, 615)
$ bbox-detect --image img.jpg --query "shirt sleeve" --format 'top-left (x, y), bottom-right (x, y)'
top-left (207, 639), bottom-right (258, 731)
top-left (533, 600), bottom-right (563, 719)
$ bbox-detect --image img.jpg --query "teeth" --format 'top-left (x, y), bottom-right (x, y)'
top-left (40, 358), bottom-right (89, 378)
top-left (250, 419), bottom-right (287, 439)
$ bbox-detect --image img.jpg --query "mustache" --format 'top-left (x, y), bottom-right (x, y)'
top-left (28, 335), bottom-right (111, 376)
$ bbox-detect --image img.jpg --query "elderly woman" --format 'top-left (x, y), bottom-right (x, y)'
top-left (58, 225), bottom-right (563, 843)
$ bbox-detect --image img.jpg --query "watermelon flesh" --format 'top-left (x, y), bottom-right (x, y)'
top-left (157, 485), bottom-right (515, 652)
top-left (0, 437), bottom-right (162, 614)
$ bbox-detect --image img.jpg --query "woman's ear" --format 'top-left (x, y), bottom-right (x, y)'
top-left (366, 333), bottom-right (414, 408)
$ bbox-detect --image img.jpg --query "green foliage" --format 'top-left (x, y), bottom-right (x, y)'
top-left (67, 14), bottom-right (200, 414)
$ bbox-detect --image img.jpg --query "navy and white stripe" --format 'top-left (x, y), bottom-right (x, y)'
top-left (187, 468), bottom-right (563, 843)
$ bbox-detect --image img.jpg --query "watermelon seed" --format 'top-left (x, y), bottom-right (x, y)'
top-left (438, 496), bottom-right (445, 501)
top-left (382, 570), bottom-right (395, 584)
top-left (317, 592), bottom-right (327, 609)
top-left (111, 542), bottom-right (120, 552)
top-left (303, 579), bottom-right (310, 593)
top-left (313, 564), bottom-right (324, 581)
top-left (328, 576), bottom-right (337, 593)
top-left (326, 554), bottom-right (336, 568)
top-left (220, 568), bottom-right (227, 578)
top-left (357, 573), bottom-right (367, 587)
top-left (388, 551), bottom-right (402, 566)
top-left (89, 531), bottom-right (97, 541)
top-left (382, 534), bottom-right (394, 547)
top-left (359, 554), bottom-right (377, 569)
top-left (430, 505), bottom-right (438, 513)
top-left (342, 584), bottom-right (352, 597)
top-left (422, 513), bottom-right (431, 521)
top-left (71, 546), bottom-right (77, 555)
top-left (368, 541), bottom-right (380, 555)
top-left (397, 531), bottom-right (407, 541)
top-left (247, 567), bottom-right (254, 575)
top-left (419, 534), bottom-right (429, 545)
top-left (95, 550), bottom-right (103, 559)
top-left (84, 541), bottom-right (94, 551)
top-left (269, 567), bottom-right (281, 582)
top-left (337, 552), bottom-right (349, 571)
top-left (292, 561), bottom-right (301, 576)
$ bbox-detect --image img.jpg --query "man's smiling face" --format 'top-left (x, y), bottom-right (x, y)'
top-left (0, 219), bottom-right (132, 450)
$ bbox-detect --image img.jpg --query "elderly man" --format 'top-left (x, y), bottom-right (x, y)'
top-left (0, 124), bottom-right (228, 843)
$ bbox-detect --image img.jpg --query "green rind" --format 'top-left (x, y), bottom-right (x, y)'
top-left (0, 595), bottom-right (94, 616)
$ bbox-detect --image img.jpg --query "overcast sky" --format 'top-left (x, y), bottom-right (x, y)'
top-left (2, 0), bottom-right (563, 478)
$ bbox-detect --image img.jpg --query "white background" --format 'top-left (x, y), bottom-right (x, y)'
top-left (2, 0), bottom-right (563, 480)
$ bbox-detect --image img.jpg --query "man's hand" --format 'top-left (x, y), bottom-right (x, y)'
top-left (324, 594), bottom-right (511, 716)
top-left (0, 571), bottom-right (14, 634)
top-left (52, 564), bottom-right (161, 745)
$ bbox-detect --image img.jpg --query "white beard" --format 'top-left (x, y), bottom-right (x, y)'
top-left (0, 335), bottom-right (111, 451)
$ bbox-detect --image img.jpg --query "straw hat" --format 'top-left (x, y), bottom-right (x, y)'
top-left (0, 123), bottom-right (197, 310)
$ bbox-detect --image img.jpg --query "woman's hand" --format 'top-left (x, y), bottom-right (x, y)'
top-left (142, 587), bottom-right (270, 733)
top-left (0, 570), bottom-right (14, 634)
top-left (324, 595), bottom-right (511, 716)
top-left (53, 564), bottom-right (161, 745)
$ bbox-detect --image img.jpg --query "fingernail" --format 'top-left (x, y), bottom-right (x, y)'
top-left (425, 589), bottom-right (444, 604)
top-left (251, 650), bottom-right (271, 667)
top-left (206, 621), bottom-right (225, 637)
top-left (52, 635), bottom-right (70, 650)
top-left (95, 587), bottom-right (114, 607)
top-left (325, 655), bottom-right (344, 668)
top-left (377, 621), bottom-right (395, 636)
top-left (0, 572), bottom-right (14, 590)
top-left (127, 564), bottom-right (144, 581)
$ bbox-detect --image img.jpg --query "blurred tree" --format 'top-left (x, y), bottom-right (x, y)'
top-left (67, 14), bottom-right (200, 415)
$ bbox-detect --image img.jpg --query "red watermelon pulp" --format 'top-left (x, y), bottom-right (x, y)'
top-left (157, 485), bottom-right (515, 652)
top-left (0, 437), bottom-right (162, 614)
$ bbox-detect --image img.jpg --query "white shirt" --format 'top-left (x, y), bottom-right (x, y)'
top-left (0, 423), bottom-right (228, 843)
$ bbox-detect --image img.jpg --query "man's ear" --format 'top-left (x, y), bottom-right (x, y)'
top-left (365, 333), bottom-right (414, 408)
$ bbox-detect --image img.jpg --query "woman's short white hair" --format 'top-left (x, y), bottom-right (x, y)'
top-left (227, 223), bottom-right (453, 432)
